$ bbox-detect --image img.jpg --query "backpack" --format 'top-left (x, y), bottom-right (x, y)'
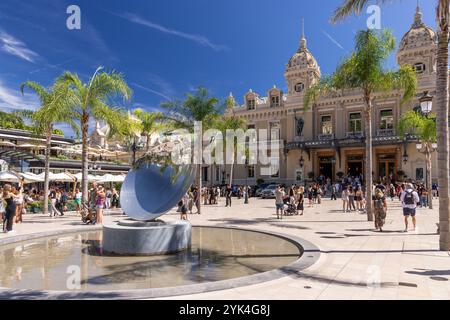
top-left (404, 190), bottom-right (415, 205)
top-left (374, 197), bottom-right (384, 209)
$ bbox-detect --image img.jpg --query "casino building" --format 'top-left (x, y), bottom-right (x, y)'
top-left (214, 6), bottom-right (438, 186)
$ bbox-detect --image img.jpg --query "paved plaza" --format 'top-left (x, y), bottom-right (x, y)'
top-left (1, 197), bottom-right (449, 300)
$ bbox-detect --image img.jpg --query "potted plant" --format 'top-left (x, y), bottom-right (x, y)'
top-left (307, 171), bottom-right (314, 180)
top-left (397, 170), bottom-right (405, 181)
top-left (27, 201), bottom-right (43, 214)
top-left (336, 171), bottom-right (344, 180)
top-left (256, 178), bottom-right (265, 185)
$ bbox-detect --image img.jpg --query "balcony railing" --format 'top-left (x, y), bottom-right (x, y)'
top-left (377, 128), bottom-right (395, 136)
top-left (345, 131), bottom-right (363, 138)
top-left (317, 133), bottom-right (335, 141)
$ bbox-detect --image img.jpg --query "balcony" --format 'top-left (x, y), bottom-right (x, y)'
top-left (317, 133), bottom-right (335, 141)
top-left (377, 129), bottom-right (395, 137)
top-left (345, 131), bottom-right (363, 139)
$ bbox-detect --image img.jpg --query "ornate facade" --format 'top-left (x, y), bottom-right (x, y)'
top-left (214, 6), bottom-right (438, 186)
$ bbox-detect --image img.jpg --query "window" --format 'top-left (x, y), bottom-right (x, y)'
top-left (416, 167), bottom-right (424, 181)
top-left (247, 99), bottom-right (255, 110)
top-left (248, 165), bottom-right (255, 178)
top-left (294, 83), bottom-right (305, 93)
top-left (349, 112), bottom-right (362, 132)
top-left (202, 167), bottom-right (208, 182)
top-left (247, 124), bottom-right (255, 129)
top-left (271, 161), bottom-right (279, 178)
top-left (413, 63), bottom-right (426, 74)
top-left (270, 95), bottom-right (280, 108)
top-left (321, 115), bottom-right (333, 134)
top-left (269, 122), bottom-right (280, 141)
top-left (380, 109), bottom-right (394, 130)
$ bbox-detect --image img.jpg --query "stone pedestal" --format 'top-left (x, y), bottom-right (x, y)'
top-left (102, 219), bottom-right (191, 256)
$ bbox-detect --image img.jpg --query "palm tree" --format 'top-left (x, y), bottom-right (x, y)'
top-left (332, 0), bottom-right (450, 251)
top-left (162, 87), bottom-right (221, 214)
top-left (132, 109), bottom-right (164, 152)
top-left (398, 110), bottom-right (437, 209)
top-left (56, 67), bottom-right (132, 204)
top-left (19, 81), bottom-right (78, 215)
top-left (305, 29), bottom-right (417, 222)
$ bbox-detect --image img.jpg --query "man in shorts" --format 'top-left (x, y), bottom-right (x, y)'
top-left (400, 183), bottom-right (420, 232)
top-left (275, 185), bottom-right (285, 220)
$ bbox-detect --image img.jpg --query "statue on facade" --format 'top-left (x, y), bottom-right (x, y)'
top-left (295, 114), bottom-right (304, 136)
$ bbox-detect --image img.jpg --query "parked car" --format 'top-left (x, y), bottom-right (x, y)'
top-left (261, 184), bottom-right (277, 199)
top-left (255, 183), bottom-right (271, 197)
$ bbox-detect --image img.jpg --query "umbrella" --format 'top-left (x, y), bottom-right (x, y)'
top-left (52, 172), bottom-right (75, 182)
top-left (18, 143), bottom-right (46, 149)
top-left (50, 146), bottom-right (65, 151)
top-left (73, 172), bottom-right (100, 182)
top-left (0, 141), bottom-right (16, 147)
top-left (19, 172), bottom-right (44, 183)
top-left (0, 171), bottom-right (21, 183)
top-left (36, 172), bottom-right (74, 182)
top-left (97, 174), bottom-right (126, 183)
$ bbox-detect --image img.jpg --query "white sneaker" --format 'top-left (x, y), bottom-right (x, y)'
top-left (7, 230), bottom-right (16, 234)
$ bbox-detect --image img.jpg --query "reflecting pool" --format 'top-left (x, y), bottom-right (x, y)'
top-left (0, 227), bottom-right (302, 291)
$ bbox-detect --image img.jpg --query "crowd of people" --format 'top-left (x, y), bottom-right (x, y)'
top-left (0, 170), bottom-right (439, 234)
top-left (0, 179), bottom-right (121, 232)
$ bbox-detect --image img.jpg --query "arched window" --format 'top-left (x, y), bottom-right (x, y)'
top-left (270, 95), bottom-right (280, 107)
top-left (247, 98), bottom-right (255, 110)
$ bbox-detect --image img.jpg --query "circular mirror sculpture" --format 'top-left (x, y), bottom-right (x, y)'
top-left (120, 154), bottom-right (196, 221)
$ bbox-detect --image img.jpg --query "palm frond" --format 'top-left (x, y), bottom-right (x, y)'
top-left (20, 81), bottom-right (49, 104)
top-left (331, 0), bottom-right (392, 24)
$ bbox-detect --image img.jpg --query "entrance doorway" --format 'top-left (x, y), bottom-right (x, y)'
top-left (347, 155), bottom-right (363, 178)
top-left (318, 156), bottom-right (334, 181)
top-left (377, 154), bottom-right (396, 182)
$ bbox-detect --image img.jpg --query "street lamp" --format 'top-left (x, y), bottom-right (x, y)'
top-left (419, 91), bottom-right (433, 115)
top-left (402, 147), bottom-right (409, 164)
top-left (299, 155), bottom-right (304, 168)
top-left (416, 142), bottom-right (437, 209)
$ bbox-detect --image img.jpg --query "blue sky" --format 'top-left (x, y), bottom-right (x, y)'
top-left (0, 0), bottom-right (435, 137)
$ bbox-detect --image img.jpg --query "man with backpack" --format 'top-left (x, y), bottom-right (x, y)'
top-left (400, 183), bottom-right (420, 232)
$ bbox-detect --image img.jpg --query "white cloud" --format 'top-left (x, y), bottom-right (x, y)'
top-left (321, 30), bottom-right (345, 51)
top-left (131, 82), bottom-right (173, 101)
top-left (0, 30), bottom-right (39, 63)
top-left (147, 74), bottom-right (176, 97)
top-left (0, 80), bottom-right (40, 111)
top-left (113, 12), bottom-right (228, 52)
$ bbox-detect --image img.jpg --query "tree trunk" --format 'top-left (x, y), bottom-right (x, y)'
top-left (146, 133), bottom-right (151, 152)
top-left (81, 112), bottom-right (90, 204)
top-left (426, 147), bottom-right (433, 209)
top-left (364, 98), bottom-right (373, 222)
top-left (42, 128), bottom-right (52, 215)
top-left (229, 160), bottom-right (234, 187)
top-left (197, 163), bottom-right (202, 214)
top-left (436, 0), bottom-right (450, 250)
